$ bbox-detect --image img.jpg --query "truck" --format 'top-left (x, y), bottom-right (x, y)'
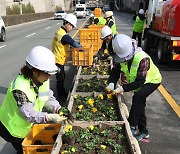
top-left (143, 0), bottom-right (180, 63)
top-left (74, 3), bottom-right (87, 18)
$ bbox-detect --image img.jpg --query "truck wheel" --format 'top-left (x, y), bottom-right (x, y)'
top-left (157, 40), bottom-right (171, 64)
top-left (144, 37), bottom-right (150, 53)
top-left (0, 28), bottom-right (6, 42)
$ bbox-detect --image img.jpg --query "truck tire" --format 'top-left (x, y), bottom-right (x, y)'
top-left (157, 40), bottom-right (171, 64)
top-left (0, 28), bottom-right (6, 42)
top-left (144, 37), bottom-right (151, 53)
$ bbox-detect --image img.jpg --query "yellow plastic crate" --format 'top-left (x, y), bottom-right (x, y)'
top-left (79, 29), bottom-right (102, 44)
top-left (88, 24), bottom-right (104, 31)
top-left (22, 124), bottom-right (61, 154)
top-left (72, 44), bottom-right (93, 66)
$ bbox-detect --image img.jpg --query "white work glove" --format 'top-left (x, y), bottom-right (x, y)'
top-left (94, 56), bottom-right (98, 61)
top-left (107, 56), bottom-right (113, 60)
top-left (46, 114), bottom-right (67, 123)
top-left (105, 83), bottom-right (114, 93)
top-left (112, 84), bottom-right (124, 95)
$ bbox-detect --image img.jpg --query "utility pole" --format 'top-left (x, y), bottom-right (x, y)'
top-left (19, 0), bottom-right (22, 15)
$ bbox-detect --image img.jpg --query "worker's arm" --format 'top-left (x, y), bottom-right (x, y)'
top-left (95, 40), bottom-right (106, 58)
top-left (122, 58), bottom-right (150, 92)
top-left (13, 89), bottom-right (61, 123)
top-left (108, 63), bottom-right (121, 85)
top-left (61, 34), bottom-right (82, 48)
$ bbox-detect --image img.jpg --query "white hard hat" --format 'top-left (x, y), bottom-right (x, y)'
top-left (64, 14), bottom-right (77, 27)
top-left (105, 11), bottom-right (113, 18)
top-left (138, 9), bottom-right (144, 14)
top-left (26, 46), bottom-right (58, 75)
top-left (112, 34), bottom-right (133, 63)
top-left (100, 26), bottom-right (112, 39)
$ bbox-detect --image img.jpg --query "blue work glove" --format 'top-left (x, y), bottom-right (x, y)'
top-left (73, 41), bottom-right (82, 48)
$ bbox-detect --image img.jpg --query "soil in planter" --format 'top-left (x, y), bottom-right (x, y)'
top-left (72, 95), bottom-right (121, 121)
top-left (60, 124), bottom-right (131, 154)
top-left (81, 65), bottom-right (111, 75)
top-left (76, 77), bottom-right (108, 92)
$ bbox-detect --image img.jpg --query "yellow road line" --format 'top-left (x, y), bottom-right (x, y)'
top-left (72, 17), bottom-right (90, 39)
top-left (158, 84), bottom-right (180, 118)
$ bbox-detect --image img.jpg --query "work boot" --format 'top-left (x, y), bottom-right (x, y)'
top-left (136, 132), bottom-right (149, 141)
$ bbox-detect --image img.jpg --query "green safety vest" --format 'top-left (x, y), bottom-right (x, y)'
top-left (0, 75), bottom-right (49, 138)
top-left (120, 51), bottom-right (162, 92)
top-left (133, 16), bottom-right (146, 33)
top-left (96, 17), bottom-right (106, 25)
top-left (107, 19), bottom-right (117, 34)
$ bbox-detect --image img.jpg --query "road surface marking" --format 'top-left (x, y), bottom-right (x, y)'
top-left (45, 27), bottom-right (51, 29)
top-left (26, 33), bottom-right (36, 37)
top-left (0, 45), bottom-right (6, 49)
top-left (158, 84), bottom-right (180, 118)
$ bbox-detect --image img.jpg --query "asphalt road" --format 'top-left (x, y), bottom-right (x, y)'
top-left (0, 11), bottom-right (179, 154)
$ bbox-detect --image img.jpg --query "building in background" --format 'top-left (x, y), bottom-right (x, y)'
top-left (0, 0), bottom-right (73, 16)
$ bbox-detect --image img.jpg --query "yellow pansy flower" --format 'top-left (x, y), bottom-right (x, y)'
top-left (102, 71), bottom-right (107, 75)
top-left (61, 150), bottom-right (69, 154)
top-left (83, 67), bottom-right (88, 70)
top-left (88, 98), bottom-right (94, 106)
top-left (59, 111), bottom-right (63, 116)
top-left (71, 147), bottom-right (76, 152)
top-left (98, 94), bottom-right (104, 99)
top-left (91, 71), bottom-right (96, 75)
top-left (74, 94), bottom-right (78, 99)
top-left (78, 105), bottom-right (83, 111)
top-left (100, 145), bottom-right (106, 149)
top-left (89, 125), bottom-right (94, 130)
top-left (87, 83), bottom-right (91, 87)
top-left (65, 125), bottom-right (72, 133)
top-left (92, 107), bottom-right (97, 113)
top-left (107, 93), bottom-right (113, 99)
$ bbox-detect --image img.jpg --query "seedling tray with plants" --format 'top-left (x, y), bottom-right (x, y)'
top-left (75, 75), bottom-right (108, 92)
top-left (58, 121), bottom-right (140, 154)
top-left (80, 65), bottom-right (111, 75)
top-left (69, 92), bottom-right (122, 121)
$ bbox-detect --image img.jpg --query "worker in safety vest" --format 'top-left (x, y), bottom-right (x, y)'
top-left (52, 14), bottom-right (82, 102)
top-left (132, 9), bottom-right (146, 47)
top-left (105, 34), bottom-right (162, 141)
top-left (94, 26), bottom-right (115, 60)
top-left (0, 46), bottom-right (72, 154)
top-left (93, 16), bottom-right (107, 25)
top-left (104, 11), bottom-right (117, 34)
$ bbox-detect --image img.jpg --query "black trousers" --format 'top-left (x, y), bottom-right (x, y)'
top-left (56, 64), bottom-right (67, 99)
top-left (0, 121), bottom-right (23, 154)
top-left (128, 83), bottom-right (160, 134)
top-left (132, 31), bottom-right (142, 47)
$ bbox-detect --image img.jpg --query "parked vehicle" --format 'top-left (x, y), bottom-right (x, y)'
top-left (54, 10), bottom-right (67, 19)
top-left (0, 17), bottom-right (6, 42)
top-left (144, 0), bottom-right (180, 63)
top-left (74, 4), bottom-right (86, 18)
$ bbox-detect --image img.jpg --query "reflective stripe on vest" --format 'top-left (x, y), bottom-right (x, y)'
top-left (0, 75), bottom-right (49, 138)
top-left (133, 16), bottom-right (145, 33)
top-left (107, 19), bottom-right (117, 34)
top-left (52, 28), bottom-right (70, 65)
top-left (120, 51), bottom-right (162, 92)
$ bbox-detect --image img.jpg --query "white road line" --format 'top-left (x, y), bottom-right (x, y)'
top-left (26, 33), bottom-right (36, 37)
top-left (45, 27), bottom-right (51, 30)
top-left (0, 45), bottom-right (6, 49)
